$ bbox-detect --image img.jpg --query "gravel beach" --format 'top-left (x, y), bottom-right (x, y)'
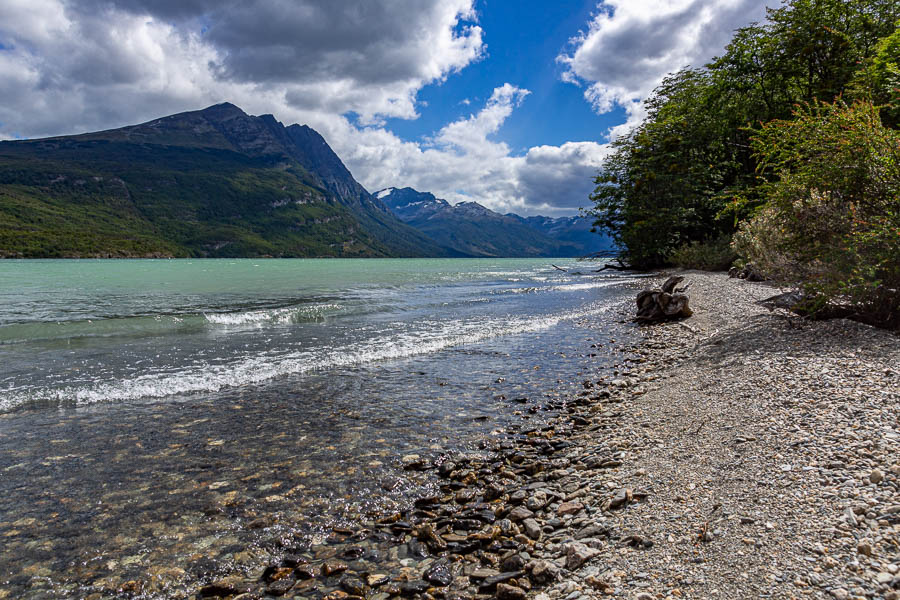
top-left (195, 271), bottom-right (899, 600)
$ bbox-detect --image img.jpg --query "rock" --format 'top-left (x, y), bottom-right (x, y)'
top-left (607, 488), bottom-right (632, 511)
top-left (416, 523), bottom-right (448, 552)
top-left (870, 469), bottom-right (884, 484)
top-left (526, 491), bottom-right (549, 511)
top-left (635, 594), bottom-right (655, 600)
top-left (322, 559), bottom-right (349, 576)
top-left (557, 501), bottom-right (583, 516)
top-left (400, 580), bottom-right (430, 595)
top-left (367, 574), bottom-right (390, 587)
top-left (480, 572), bottom-right (525, 590)
top-left (402, 455), bottom-right (426, 470)
top-left (501, 554), bottom-right (527, 573)
top-left (424, 563), bottom-right (453, 587)
top-left (295, 565), bottom-right (317, 580)
top-left (529, 560), bottom-right (559, 585)
top-left (830, 588), bottom-right (849, 600)
top-left (521, 518), bottom-right (542, 540)
top-left (340, 575), bottom-right (366, 596)
top-left (508, 506), bottom-right (534, 522)
top-left (565, 543), bottom-right (601, 570)
top-left (265, 579), bottom-right (295, 597)
top-left (857, 540), bottom-right (874, 556)
top-left (496, 583), bottom-right (527, 600)
top-left (470, 569), bottom-right (500, 580)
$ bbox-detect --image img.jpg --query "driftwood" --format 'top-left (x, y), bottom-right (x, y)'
top-left (595, 258), bottom-right (630, 272)
top-left (635, 276), bottom-right (693, 323)
top-left (728, 264), bottom-right (766, 281)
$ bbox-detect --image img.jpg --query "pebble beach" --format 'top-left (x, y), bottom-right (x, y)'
top-left (193, 271), bottom-right (899, 600)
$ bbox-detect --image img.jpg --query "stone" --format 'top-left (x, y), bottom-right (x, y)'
top-left (340, 575), bottom-right (366, 596)
top-left (496, 583), bottom-right (527, 600)
top-left (607, 488), bottom-right (632, 511)
top-left (565, 543), bottom-right (600, 570)
top-left (470, 568), bottom-right (500, 580)
top-left (857, 540), bottom-right (874, 556)
top-left (399, 580), bottom-right (430, 595)
top-left (522, 518), bottom-right (542, 540)
top-left (322, 559), bottom-right (349, 576)
top-left (265, 579), bottom-right (295, 597)
top-left (557, 501), bottom-right (584, 516)
top-left (402, 455), bottom-right (426, 470)
top-left (424, 563), bottom-right (453, 587)
top-left (529, 560), bottom-right (559, 585)
top-left (501, 554), bottom-right (526, 573)
top-left (526, 491), bottom-right (549, 511)
top-left (870, 469), bottom-right (884, 484)
top-left (508, 506), bottom-right (534, 522)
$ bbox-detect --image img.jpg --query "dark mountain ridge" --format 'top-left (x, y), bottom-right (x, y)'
top-left (0, 103), bottom-right (447, 258)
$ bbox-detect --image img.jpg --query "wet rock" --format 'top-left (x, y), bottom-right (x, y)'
top-left (340, 575), bottom-right (366, 596)
top-left (456, 488), bottom-right (477, 504)
top-left (565, 542), bottom-right (600, 570)
top-left (484, 483), bottom-right (506, 501)
top-left (322, 559), bottom-right (349, 576)
top-left (496, 583), bottom-right (527, 600)
top-left (402, 455), bottom-right (427, 470)
top-left (295, 564), bottom-right (317, 580)
top-left (400, 579), bottom-right (430, 595)
top-left (424, 563), bottom-right (453, 587)
top-left (280, 554), bottom-right (305, 568)
top-left (199, 576), bottom-right (253, 598)
top-left (265, 578), bottom-right (295, 597)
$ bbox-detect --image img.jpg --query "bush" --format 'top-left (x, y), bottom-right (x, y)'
top-left (733, 99), bottom-right (900, 327)
top-left (669, 235), bottom-right (737, 271)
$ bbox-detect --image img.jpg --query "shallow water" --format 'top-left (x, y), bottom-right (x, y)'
top-left (0, 258), bottom-right (641, 598)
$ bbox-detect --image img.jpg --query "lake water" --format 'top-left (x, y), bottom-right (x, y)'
top-left (0, 258), bottom-right (643, 598)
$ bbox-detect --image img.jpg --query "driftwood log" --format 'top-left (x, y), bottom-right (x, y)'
top-left (635, 276), bottom-right (693, 323)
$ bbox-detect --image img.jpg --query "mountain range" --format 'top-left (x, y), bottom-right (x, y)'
top-left (0, 103), bottom-right (610, 258)
top-left (377, 187), bottom-right (611, 257)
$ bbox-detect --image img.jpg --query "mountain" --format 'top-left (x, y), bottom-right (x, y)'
top-left (0, 103), bottom-right (447, 258)
top-left (377, 187), bottom-right (613, 257)
top-left (505, 214), bottom-right (614, 255)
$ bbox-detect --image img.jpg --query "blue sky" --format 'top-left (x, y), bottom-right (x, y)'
top-left (0, 0), bottom-right (770, 215)
top-left (383, 0), bottom-right (626, 152)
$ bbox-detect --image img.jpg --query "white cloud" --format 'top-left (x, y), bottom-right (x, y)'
top-left (328, 87), bottom-right (611, 216)
top-left (559, 0), bottom-right (770, 137)
top-left (0, 1), bottom-right (608, 215)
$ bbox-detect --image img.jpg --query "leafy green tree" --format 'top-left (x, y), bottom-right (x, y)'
top-left (733, 99), bottom-right (900, 326)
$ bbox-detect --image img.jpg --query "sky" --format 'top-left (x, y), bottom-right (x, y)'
top-left (0, 0), bottom-right (771, 216)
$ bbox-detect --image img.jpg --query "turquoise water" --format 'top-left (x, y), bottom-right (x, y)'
top-left (0, 258), bottom-right (641, 598)
top-left (0, 258), bottom-right (633, 412)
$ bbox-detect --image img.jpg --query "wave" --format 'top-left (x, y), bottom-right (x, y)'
top-left (0, 301), bottom-right (617, 412)
top-left (204, 303), bottom-right (342, 326)
top-left (497, 279), bottom-right (637, 295)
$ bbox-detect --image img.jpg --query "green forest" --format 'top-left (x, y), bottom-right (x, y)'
top-left (587, 0), bottom-right (900, 327)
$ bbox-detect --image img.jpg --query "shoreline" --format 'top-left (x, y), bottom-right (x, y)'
top-left (190, 270), bottom-right (899, 600)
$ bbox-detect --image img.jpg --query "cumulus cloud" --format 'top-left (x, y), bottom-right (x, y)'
top-left (559, 0), bottom-right (770, 137)
top-left (0, 0), bottom-right (607, 215)
top-left (334, 86), bottom-right (611, 216)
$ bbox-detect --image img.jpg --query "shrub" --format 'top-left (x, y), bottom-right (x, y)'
top-left (669, 235), bottom-right (737, 271)
top-left (733, 99), bottom-right (900, 327)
